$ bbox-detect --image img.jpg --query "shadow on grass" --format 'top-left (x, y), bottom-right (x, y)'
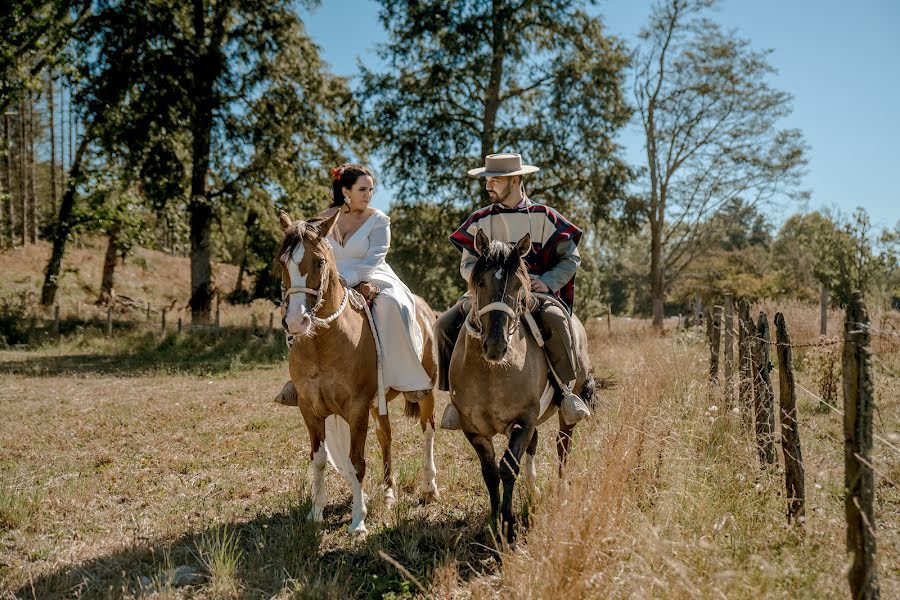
top-left (0, 325), bottom-right (287, 376)
top-left (14, 497), bottom-right (500, 599)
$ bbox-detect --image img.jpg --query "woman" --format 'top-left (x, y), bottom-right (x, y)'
top-left (277, 164), bottom-right (432, 401)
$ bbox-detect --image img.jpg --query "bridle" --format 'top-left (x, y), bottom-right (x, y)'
top-left (281, 242), bottom-right (349, 342)
top-left (465, 265), bottom-right (525, 342)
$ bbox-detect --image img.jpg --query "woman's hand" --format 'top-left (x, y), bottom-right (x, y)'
top-left (354, 281), bottom-right (380, 301)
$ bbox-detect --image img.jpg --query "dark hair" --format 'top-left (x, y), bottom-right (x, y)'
top-left (330, 164), bottom-right (375, 208)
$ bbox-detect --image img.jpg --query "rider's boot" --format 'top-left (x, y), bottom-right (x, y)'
top-left (440, 403), bottom-right (462, 430)
top-left (560, 386), bottom-right (590, 426)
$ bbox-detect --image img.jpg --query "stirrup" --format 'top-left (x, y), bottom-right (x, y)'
top-left (561, 392), bottom-right (590, 426)
top-left (274, 381), bottom-right (298, 406)
top-left (404, 389), bottom-right (431, 403)
top-left (440, 404), bottom-right (462, 430)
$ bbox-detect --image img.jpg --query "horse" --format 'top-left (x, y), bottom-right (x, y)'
top-left (275, 209), bottom-right (439, 534)
top-left (448, 230), bottom-right (596, 543)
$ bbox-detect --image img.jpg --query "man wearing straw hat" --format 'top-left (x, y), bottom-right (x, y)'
top-left (436, 153), bottom-right (592, 430)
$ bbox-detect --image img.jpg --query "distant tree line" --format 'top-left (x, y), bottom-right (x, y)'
top-left (1, 0), bottom-right (896, 322)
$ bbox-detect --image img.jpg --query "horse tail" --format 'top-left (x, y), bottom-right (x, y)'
top-left (404, 400), bottom-right (421, 419)
top-left (582, 373), bottom-right (617, 411)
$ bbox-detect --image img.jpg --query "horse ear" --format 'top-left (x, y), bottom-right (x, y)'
top-left (278, 210), bottom-right (293, 232)
top-left (317, 208), bottom-right (340, 238)
top-left (474, 229), bottom-right (490, 256)
top-left (514, 233), bottom-right (532, 257)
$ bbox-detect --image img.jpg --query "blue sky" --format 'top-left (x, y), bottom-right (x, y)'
top-left (300, 0), bottom-right (899, 230)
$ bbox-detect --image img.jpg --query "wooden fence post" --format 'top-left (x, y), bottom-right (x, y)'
top-left (267, 311), bottom-right (274, 341)
top-left (723, 294), bottom-right (734, 408)
top-left (161, 308), bottom-right (167, 335)
top-left (708, 305), bottom-right (722, 383)
top-left (694, 296), bottom-right (702, 328)
top-left (106, 306), bottom-right (112, 336)
top-left (774, 312), bottom-right (805, 524)
top-left (820, 285), bottom-right (829, 337)
top-left (738, 300), bottom-right (754, 432)
top-left (843, 292), bottom-right (879, 599)
top-left (754, 312), bottom-right (776, 466)
top-left (177, 317), bottom-right (183, 334)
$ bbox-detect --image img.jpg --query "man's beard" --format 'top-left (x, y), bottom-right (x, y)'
top-left (492, 182), bottom-right (511, 204)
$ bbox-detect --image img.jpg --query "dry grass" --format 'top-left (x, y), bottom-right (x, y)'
top-left (0, 303), bottom-right (897, 598)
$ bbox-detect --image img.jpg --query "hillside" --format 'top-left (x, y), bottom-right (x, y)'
top-left (0, 239), bottom-right (243, 313)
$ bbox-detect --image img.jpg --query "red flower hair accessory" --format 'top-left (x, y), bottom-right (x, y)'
top-left (331, 166), bottom-right (345, 180)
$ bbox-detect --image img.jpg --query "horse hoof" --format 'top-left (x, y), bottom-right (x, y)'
top-left (306, 509), bottom-right (323, 523)
top-left (384, 489), bottom-right (397, 507)
top-left (421, 489), bottom-right (439, 504)
top-left (349, 522), bottom-right (368, 536)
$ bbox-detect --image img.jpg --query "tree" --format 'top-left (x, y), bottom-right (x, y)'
top-left (363, 0), bottom-right (632, 306)
top-left (43, 0), bottom-right (356, 315)
top-left (633, 0), bottom-right (806, 328)
top-left (773, 209), bottom-right (898, 307)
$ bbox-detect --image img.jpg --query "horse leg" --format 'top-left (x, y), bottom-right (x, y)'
top-left (556, 411), bottom-right (576, 480)
top-left (499, 422), bottom-right (535, 544)
top-left (347, 409), bottom-right (370, 535)
top-left (305, 418), bottom-right (328, 523)
top-left (523, 429), bottom-right (538, 495)
top-left (418, 392), bottom-right (439, 502)
top-left (370, 407), bottom-right (396, 507)
top-left (465, 432), bottom-right (500, 533)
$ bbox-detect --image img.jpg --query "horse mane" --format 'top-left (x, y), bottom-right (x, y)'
top-left (468, 240), bottom-right (533, 308)
top-left (272, 217), bottom-right (331, 276)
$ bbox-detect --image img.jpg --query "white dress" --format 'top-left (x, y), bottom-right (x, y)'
top-left (329, 209), bottom-right (432, 392)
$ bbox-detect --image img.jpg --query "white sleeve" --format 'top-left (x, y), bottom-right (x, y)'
top-left (344, 214), bottom-right (390, 287)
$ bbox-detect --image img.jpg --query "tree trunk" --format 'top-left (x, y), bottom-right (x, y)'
top-left (27, 90), bottom-right (37, 243)
top-left (59, 77), bottom-right (66, 184)
top-left (17, 95), bottom-right (27, 246)
top-left (3, 114), bottom-right (13, 246)
top-left (187, 0), bottom-right (224, 323)
top-left (98, 226), bottom-right (120, 305)
top-left (41, 132), bottom-right (90, 306)
top-left (0, 115), bottom-right (8, 248)
top-left (48, 74), bottom-right (57, 213)
top-left (649, 220), bottom-right (665, 329)
top-left (480, 1), bottom-right (505, 162)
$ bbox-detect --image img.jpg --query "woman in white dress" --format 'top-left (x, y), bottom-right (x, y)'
top-left (277, 164), bottom-right (432, 400)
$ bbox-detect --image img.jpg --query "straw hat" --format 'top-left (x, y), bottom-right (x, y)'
top-left (467, 153), bottom-right (540, 178)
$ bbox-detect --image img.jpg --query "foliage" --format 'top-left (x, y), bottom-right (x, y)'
top-left (772, 208), bottom-right (898, 307)
top-left (0, 293), bottom-right (40, 347)
top-left (633, 0), bottom-right (807, 326)
top-left (362, 0), bottom-right (634, 307)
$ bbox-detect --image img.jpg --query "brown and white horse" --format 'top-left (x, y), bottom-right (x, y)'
top-left (449, 230), bottom-right (595, 543)
top-left (275, 209), bottom-right (438, 534)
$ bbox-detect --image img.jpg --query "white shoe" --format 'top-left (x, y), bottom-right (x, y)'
top-left (561, 392), bottom-right (590, 426)
top-left (440, 404), bottom-right (462, 430)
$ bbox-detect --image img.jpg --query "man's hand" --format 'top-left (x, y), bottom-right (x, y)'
top-left (529, 278), bottom-right (549, 293)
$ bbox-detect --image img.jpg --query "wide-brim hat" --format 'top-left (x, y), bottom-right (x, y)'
top-left (467, 153), bottom-right (540, 177)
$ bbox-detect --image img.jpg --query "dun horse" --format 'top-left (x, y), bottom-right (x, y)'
top-left (449, 230), bottom-right (596, 542)
top-left (275, 209), bottom-right (438, 534)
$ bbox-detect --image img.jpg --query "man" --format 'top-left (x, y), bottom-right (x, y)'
top-left (436, 153), bottom-right (591, 429)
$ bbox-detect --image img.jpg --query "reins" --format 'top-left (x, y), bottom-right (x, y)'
top-left (280, 242), bottom-right (388, 416)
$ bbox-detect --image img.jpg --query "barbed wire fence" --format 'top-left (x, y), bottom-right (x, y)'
top-left (704, 291), bottom-right (892, 600)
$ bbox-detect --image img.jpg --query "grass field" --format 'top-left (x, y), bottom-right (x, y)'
top-left (0, 307), bottom-right (897, 599)
top-left (1, 243), bottom-right (898, 598)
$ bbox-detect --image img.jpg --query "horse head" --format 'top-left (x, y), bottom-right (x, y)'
top-left (275, 209), bottom-right (341, 337)
top-left (468, 229), bottom-right (533, 363)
